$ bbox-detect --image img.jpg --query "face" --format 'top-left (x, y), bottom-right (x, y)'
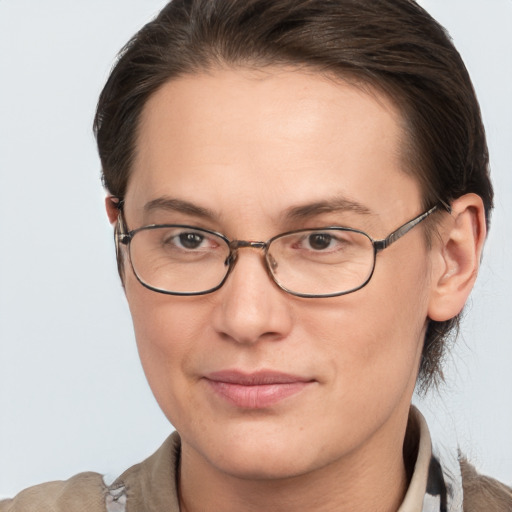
top-left (121, 67), bottom-right (433, 481)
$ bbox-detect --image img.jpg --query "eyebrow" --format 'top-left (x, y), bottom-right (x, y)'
top-left (144, 197), bottom-right (217, 220)
top-left (283, 196), bottom-right (374, 222)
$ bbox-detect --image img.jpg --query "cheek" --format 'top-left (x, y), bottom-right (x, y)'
top-left (302, 258), bottom-right (430, 400)
top-left (125, 278), bottom-right (211, 416)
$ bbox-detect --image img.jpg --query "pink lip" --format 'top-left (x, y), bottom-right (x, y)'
top-left (204, 370), bottom-right (314, 409)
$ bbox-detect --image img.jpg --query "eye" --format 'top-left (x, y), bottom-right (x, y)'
top-left (283, 229), bottom-right (360, 257)
top-left (157, 228), bottom-right (220, 252)
top-left (306, 233), bottom-right (335, 251)
top-left (177, 232), bottom-right (206, 250)
top-left (299, 231), bottom-right (351, 252)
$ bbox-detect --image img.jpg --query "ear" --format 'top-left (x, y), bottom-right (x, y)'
top-left (105, 195), bottom-right (120, 225)
top-left (428, 193), bottom-right (487, 322)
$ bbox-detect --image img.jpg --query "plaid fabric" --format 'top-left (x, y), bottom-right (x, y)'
top-left (422, 446), bottom-right (463, 512)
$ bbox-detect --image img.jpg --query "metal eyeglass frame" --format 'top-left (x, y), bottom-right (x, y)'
top-left (115, 203), bottom-right (443, 298)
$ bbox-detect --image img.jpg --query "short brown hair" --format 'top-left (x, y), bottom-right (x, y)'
top-left (94, 0), bottom-right (493, 391)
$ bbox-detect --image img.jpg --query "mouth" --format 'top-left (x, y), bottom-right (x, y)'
top-left (203, 370), bottom-right (315, 409)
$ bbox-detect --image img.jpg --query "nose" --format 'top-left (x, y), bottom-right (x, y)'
top-left (212, 249), bottom-right (294, 345)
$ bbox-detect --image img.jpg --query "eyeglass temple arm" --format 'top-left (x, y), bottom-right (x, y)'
top-left (112, 201), bottom-right (131, 245)
top-left (373, 203), bottom-right (447, 252)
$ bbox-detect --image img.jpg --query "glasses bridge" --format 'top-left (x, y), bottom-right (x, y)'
top-left (229, 240), bottom-right (267, 250)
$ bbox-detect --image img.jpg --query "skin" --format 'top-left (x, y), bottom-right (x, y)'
top-left (107, 67), bottom-right (486, 512)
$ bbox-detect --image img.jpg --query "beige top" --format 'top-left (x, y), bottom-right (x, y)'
top-left (1, 407), bottom-right (510, 512)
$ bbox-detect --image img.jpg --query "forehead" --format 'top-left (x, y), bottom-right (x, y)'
top-left (127, 66), bottom-right (421, 231)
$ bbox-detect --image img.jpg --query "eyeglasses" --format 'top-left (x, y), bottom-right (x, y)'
top-left (116, 205), bottom-right (440, 298)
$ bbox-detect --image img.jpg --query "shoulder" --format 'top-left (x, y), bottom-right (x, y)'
top-left (0, 472), bottom-right (106, 512)
top-left (108, 432), bottom-right (181, 511)
top-left (0, 433), bottom-right (181, 512)
top-left (461, 458), bottom-right (512, 512)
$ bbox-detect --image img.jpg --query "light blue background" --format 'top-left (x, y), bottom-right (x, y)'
top-left (1, 0), bottom-right (511, 497)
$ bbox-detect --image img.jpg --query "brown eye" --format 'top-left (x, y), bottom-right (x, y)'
top-left (178, 232), bottom-right (205, 249)
top-left (307, 233), bottom-right (333, 250)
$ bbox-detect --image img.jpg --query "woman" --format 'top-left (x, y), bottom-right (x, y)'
top-left (1, 1), bottom-right (511, 510)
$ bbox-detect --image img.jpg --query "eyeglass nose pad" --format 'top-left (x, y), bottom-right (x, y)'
top-left (224, 251), bottom-right (238, 267)
top-left (267, 252), bottom-right (278, 272)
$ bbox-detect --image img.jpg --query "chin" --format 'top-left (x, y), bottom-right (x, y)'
top-left (182, 418), bottom-right (341, 481)
top-left (211, 446), bottom-right (318, 481)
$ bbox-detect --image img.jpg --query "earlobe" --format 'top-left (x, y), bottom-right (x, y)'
top-left (105, 196), bottom-right (120, 225)
top-left (428, 194), bottom-right (487, 322)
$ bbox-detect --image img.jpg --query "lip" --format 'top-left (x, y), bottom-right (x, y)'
top-left (203, 370), bottom-right (314, 409)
